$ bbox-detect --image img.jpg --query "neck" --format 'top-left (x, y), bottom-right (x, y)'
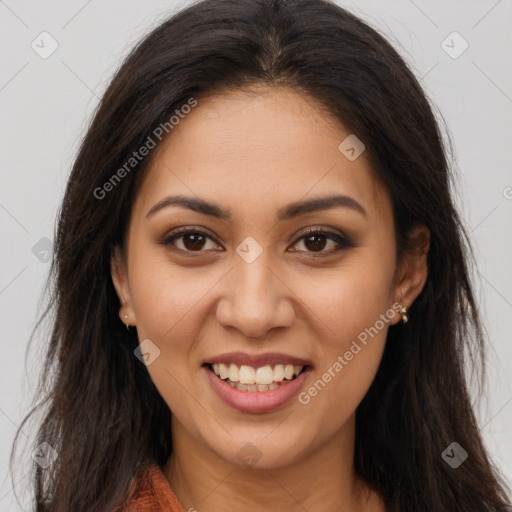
top-left (163, 414), bottom-right (384, 512)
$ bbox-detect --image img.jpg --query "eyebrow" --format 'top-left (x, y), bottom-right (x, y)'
top-left (145, 194), bottom-right (367, 220)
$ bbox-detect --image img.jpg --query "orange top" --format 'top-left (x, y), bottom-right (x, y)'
top-left (119, 463), bottom-right (186, 512)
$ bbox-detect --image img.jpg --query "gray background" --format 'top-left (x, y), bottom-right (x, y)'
top-left (1, 0), bottom-right (511, 509)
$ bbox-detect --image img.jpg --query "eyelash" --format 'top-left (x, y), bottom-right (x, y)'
top-left (158, 226), bottom-right (356, 256)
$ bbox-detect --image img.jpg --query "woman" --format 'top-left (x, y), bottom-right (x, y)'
top-left (11, 0), bottom-right (511, 510)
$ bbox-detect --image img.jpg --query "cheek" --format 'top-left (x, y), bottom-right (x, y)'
top-left (128, 261), bottom-right (215, 428)
top-left (295, 252), bottom-right (394, 419)
top-left (297, 302), bottom-right (390, 444)
top-left (128, 247), bottom-right (216, 342)
top-left (295, 338), bottom-right (386, 457)
top-left (303, 251), bottom-right (396, 341)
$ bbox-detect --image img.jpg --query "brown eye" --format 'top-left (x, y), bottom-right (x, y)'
top-left (303, 233), bottom-right (328, 252)
top-left (159, 229), bottom-right (221, 253)
top-left (182, 233), bottom-right (207, 251)
top-left (290, 228), bottom-right (355, 255)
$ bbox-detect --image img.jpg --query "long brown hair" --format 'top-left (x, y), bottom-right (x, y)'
top-left (11, 0), bottom-right (511, 510)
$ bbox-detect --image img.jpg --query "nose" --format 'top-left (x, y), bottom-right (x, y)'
top-left (215, 253), bottom-right (295, 339)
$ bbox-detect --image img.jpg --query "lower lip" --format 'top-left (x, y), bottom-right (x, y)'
top-left (204, 365), bottom-right (311, 414)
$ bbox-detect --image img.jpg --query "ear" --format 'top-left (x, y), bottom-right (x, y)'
top-left (388, 224), bottom-right (430, 326)
top-left (111, 245), bottom-right (136, 328)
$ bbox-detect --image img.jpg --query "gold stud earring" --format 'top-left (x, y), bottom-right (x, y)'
top-left (399, 304), bottom-right (408, 324)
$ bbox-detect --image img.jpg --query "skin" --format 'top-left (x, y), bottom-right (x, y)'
top-left (111, 85), bottom-right (430, 511)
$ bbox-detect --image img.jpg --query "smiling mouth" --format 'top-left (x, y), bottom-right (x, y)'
top-left (205, 362), bottom-right (308, 392)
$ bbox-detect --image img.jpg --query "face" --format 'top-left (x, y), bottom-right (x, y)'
top-left (111, 86), bottom-right (428, 470)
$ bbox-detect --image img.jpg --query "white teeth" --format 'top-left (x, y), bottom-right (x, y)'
top-left (273, 364), bottom-right (285, 381)
top-left (255, 365), bottom-right (274, 385)
top-left (210, 362), bottom-right (305, 388)
top-left (228, 364), bottom-right (239, 382)
top-left (219, 363), bottom-right (229, 379)
top-left (239, 365), bottom-right (256, 384)
top-left (283, 364), bottom-right (294, 380)
top-left (235, 382), bottom-right (281, 392)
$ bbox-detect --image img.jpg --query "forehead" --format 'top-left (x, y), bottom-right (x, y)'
top-left (132, 86), bottom-right (391, 224)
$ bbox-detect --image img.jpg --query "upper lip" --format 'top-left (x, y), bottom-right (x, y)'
top-left (203, 351), bottom-right (313, 368)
